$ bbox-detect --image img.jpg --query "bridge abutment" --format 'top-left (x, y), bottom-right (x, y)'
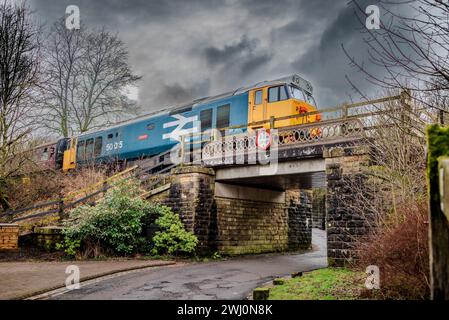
top-left (324, 145), bottom-right (373, 267)
top-left (149, 166), bottom-right (312, 255)
top-left (163, 166), bottom-right (217, 255)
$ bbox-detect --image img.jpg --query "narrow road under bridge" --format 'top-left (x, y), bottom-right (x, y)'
top-left (49, 229), bottom-right (327, 300)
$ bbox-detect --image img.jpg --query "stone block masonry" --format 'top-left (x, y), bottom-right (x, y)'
top-left (0, 223), bottom-right (19, 250)
top-left (213, 183), bottom-right (312, 255)
top-left (148, 166), bottom-right (313, 255)
top-left (34, 226), bottom-right (64, 252)
top-left (215, 196), bottom-right (288, 254)
top-left (324, 145), bottom-right (374, 266)
top-left (286, 189), bottom-right (312, 251)
top-left (162, 166), bottom-right (217, 255)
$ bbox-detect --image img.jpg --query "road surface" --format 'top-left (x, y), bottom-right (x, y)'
top-left (50, 229), bottom-right (327, 300)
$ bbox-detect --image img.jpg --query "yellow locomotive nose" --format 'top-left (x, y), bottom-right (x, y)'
top-left (293, 100), bottom-right (321, 125)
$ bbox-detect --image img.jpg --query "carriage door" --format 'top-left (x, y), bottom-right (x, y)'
top-left (249, 88), bottom-right (266, 129)
top-left (63, 137), bottom-right (78, 171)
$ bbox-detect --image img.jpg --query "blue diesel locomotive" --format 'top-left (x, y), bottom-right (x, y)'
top-left (36, 74), bottom-right (319, 171)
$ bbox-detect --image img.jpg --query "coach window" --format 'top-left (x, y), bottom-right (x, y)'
top-left (217, 104), bottom-right (230, 129)
top-left (77, 140), bottom-right (85, 161)
top-left (41, 148), bottom-right (49, 161)
top-left (85, 139), bottom-right (94, 159)
top-left (94, 137), bottom-right (103, 157)
top-left (200, 109), bottom-right (212, 131)
top-left (255, 90), bottom-right (263, 105)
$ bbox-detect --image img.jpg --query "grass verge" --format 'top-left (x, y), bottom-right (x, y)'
top-left (268, 268), bottom-right (366, 300)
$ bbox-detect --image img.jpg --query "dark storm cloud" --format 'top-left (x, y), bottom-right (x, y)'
top-left (241, 53), bottom-right (273, 75)
top-left (290, 0), bottom-right (399, 106)
top-left (203, 36), bottom-right (273, 77)
top-left (156, 80), bottom-right (211, 107)
top-left (31, 0), bottom-right (223, 26)
top-left (204, 36), bottom-right (258, 66)
top-left (28, 0), bottom-right (402, 111)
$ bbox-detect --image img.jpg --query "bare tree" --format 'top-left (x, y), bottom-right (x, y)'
top-left (40, 20), bottom-right (140, 137)
top-left (74, 27), bottom-right (140, 133)
top-left (0, 1), bottom-right (40, 210)
top-left (346, 0), bottom-right (449, 116)
top-left (39, 18), bottom-right (84, 137)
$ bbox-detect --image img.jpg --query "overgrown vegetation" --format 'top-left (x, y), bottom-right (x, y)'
top-left (349, 98), bottom-right (430, 299)
top-left (0, 0), bottom-right (139, 212)
top-left (58, 178), bottom-right (198, 258)
top-left (357, 200), bottom-right (429, 299)
top-left (5, 164), bottom-right (118, 210)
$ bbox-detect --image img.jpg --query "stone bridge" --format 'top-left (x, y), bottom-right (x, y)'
top-left (146, 92), bottom-right (417, 266)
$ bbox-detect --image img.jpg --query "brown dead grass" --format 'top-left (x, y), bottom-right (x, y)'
top-left (355, 199), bottom-right (430, 299)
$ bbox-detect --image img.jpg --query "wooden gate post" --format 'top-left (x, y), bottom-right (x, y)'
top-left (426, 124), bottom-right (449, 299)
top-left (58, 196), bottom-right (65, 221)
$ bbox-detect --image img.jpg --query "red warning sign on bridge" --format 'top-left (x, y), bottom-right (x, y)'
top-left (256, 129), bottom-right (272, 150)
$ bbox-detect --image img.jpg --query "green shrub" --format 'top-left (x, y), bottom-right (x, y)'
top-left (59, 178), bottom-right (198, 258)
top-left (151, 206), bottom-right (198, 256)
top-left (56, 238), bottom-right (80, 257)
top-left (60, 178), bottom-right (155, 257)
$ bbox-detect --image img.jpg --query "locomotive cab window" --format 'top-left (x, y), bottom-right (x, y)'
top-left (255, 90), bottom-right (263, 105)
top-left (107, 133), bottom-right (113, 139)
top-left (304, 91), bottom-right (317, 107)
top-left (200, 109), bottom-right (213, 131)
top-left (268, 86), bottom-right (288, 103)
top-left (77, 140), bottom-right (85, 161)
top-left (280, 85), bottom-right (288, 100)
top-left (290, 85), bottom-right (306, 101)
top-left (217, 104), bottom-right (230, 129)
top-left (94, 137), bottom-right (103, 157)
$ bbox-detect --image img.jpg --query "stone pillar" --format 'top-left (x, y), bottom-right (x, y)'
top-left (0, 223), bottom-right (19, 250)
top-left (324, 145), bottom-right (372, 266)
top-left (286, 189), bottom-right (312, 250)
top-left (167, 166), bottom-right (217, 254)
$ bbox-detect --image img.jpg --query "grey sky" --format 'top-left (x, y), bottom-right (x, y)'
top-left (29, 0), bottom-right (391, 112)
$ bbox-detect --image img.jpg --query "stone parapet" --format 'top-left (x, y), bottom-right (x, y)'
top-left (34, 226), bottom-right (64, 252)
